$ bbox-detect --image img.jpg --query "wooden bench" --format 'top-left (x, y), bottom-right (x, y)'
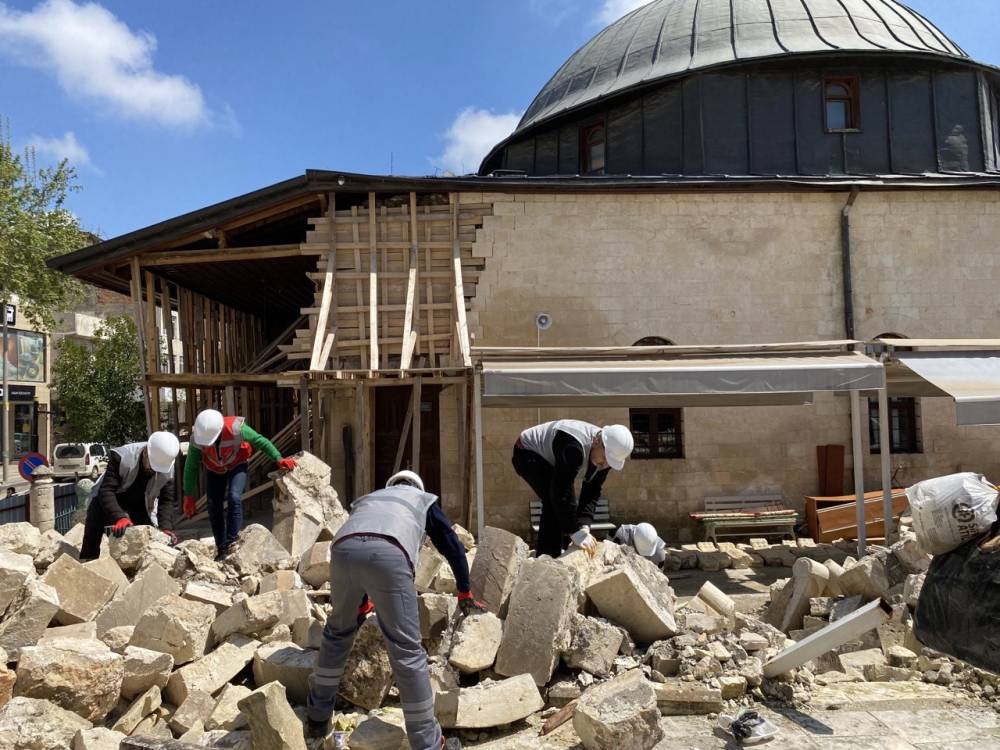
top-left (691, 494), bottom-right (798, 543)
top-left (529, 497), bottom-right (616, 543)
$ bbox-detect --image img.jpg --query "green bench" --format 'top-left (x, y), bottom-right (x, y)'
top-left (691, 494), bottom-right (798, 544)
top-left (529, 497), bottom-right (615, 543)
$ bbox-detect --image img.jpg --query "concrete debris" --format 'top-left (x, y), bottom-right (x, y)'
top-left (436, 673), bottom-right (544, 729)
top-left (469, 526), bottom-right (529, 616)
top-left (130, 593), bottom-right (216, 665)
top-left (573, 670), bottom-right (663, 750)
top-left (237, 680), bottom-right (307, 750)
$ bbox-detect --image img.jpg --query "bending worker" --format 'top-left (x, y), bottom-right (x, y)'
top-left (182, 409), bottom-right (296, 558)
top-left (80, 432), bottom-right (181, 561)
top-left (513, 420), bottom-right (633, 559)
top-left (614, 522), bottom-right (667, 566)
top-left (306, 470), bottom-right (484, 750)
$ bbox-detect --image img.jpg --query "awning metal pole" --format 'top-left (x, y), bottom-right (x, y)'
top-left (878, 386), bottom-right (894, 543)
top-left (473, 367), bottom-right (486, 539)
top-left (850, 389), bottom-right (867, 557)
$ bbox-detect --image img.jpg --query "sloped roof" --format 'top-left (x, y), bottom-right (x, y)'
top-left (518, 0), bottom-right (968, 133)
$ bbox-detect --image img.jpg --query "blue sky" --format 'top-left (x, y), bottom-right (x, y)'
top-left (1, 0), bottom-right (998, 240)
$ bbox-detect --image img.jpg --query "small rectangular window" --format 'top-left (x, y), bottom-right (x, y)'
top-left (580, 121), bottom-right (606, 175)
top-left (825, 76), bottom-right (861, 132)
top-left (630, 407), bottom-right (684, 459)
top-left (869, 397), bottom-right (921, 454)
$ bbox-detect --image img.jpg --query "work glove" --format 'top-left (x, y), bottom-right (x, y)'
top-left (570, 526), bottom-right (598, 558)
top-left (110, 518), bottom-right (134, 538)
top-left (276, 457), bottom-right (297, 473)
top-left (357, 596), bottom-right (375, 626)
top-left (182, 495), bottom-right (198, 519)
top-left (161, 529), bottom-right (179, 547)
top-left (457, 591), bottom-right (488, 618)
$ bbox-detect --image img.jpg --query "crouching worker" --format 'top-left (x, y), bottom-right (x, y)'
top-left (306, 470), bottom-right (484, 749)
top-left (79, 432), bottom-right (181, 561)
top-left (614, 522), bottom-right (667, 566)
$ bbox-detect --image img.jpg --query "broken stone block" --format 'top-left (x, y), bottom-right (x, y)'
top-left (696, 544), bottom-right (730, 572)
top-left (739, 632), bottom-right (769, 652)
top-left (563, 614), bottom-right (624, 678)
top-left (34, 528), bottom-right (77, 569)
top-left (82, 557), bottom-right (128, 597)
top-left (39, 622), bottom-right (97, 643)
top-left (739, 656), bottom-right (764, 688)
top-left (418, 593), bottom-right (456, 642)
top-left (291, 617), bottom-right (323, 650)
top-left (100, 625), bottom-right (134, 653)
top-left (495, 557), bottom-right (577, 686)
top-left (682, 612), bottom-right (728, 635)
top-left (182, 581), bottom-right (235, 614)
top-left (428, 656), bottom-right (459, 696)
top-left (130, 594), bottom-right (215, 665)
top-left (0, 696), bottom-right (91, 749)
top-left (271, 451), bottom-right (348, 558)
top-left (121, 645), bottom-right (174, 699)
top-left (469, 526), bottom-right (529, 616)
top-left (839, 556), bottom-right (890, 601)
top-left (573, 670), bottom-right (663, 750)
top-left (586, 566), bottom-right (677, 645)
top-left (903, 573), bottom-right (925, 609)
top-left (341, 619), bottom-right (394, 709)
top-left (213, 590), bottom-right (288, 640)
top-left (143, 540), bottom-right (185, 577)
top-left (435, 673), bottom-right (543, 729)
top-left (206, 683), bottom-right (252, 730)
top-left (72, 727), bottom-right (127, 750)
top-left (448, 612), bottom-right (502, 674)
top-left (0, 522), bottom-right (42, 557)
top-left (228, 524), bottom-right (292, 577)
top-left (431, 562), bottom-right (458, 594)
top-left (717, 542), bottom-right (754, 569)
top-left (718, 675), bottom-right (747, 699)
top-left (169, 689), bottom-right (217, 735)
top-left (296, 540), bottom-right (332, 589)
top-left (179, 720), bottom-right (206, 743)
top-left (112, 685), bottom-right (161, 734)
top-left (95, 562), bottom-right (180, 637)
top-left (164, 635), bottom-right (260, 706)
top-left (0, 577), bottom-right (61, 658)
top-left (109, 526), bottom-right (166, 573)
top-left (0, 663), bottom-right (14, 710)
top-left (40, 554), bottom-right (117, 626)
top-left (252, 642), bottom-right (318, 706)
top-left (645, 641), bottom-right (680, 677)
top-left (891, 534), bottom-right (931, 575)
top-left (237, 680), bottom-right (307, 750)
top-left (0, 550), bottom-right (35, 615)
top-left (452, 524), bottom-right (475, 551)
top-left (547, 678), bottom-right (582, 707)
top-left (830, 595), bottom-right (863, 622)
top-left (887, 645), bottom-right (918, 668)
top-left (779, 558), bottom-right (830, 633)
top-left (757, 545), bottom-right (797, 567)
top-left (414, 543), bottom-right (446, 593)
top-left (15, 637), bottom-right (124, 722)
top-left (652, 682), bottom-right (724, 715)
top-left (349, 708), bottom-right (407, 750)
top-left (838, 648), bottom-right (888, 680)
top-left (259, 570), bottom-right (304, 594)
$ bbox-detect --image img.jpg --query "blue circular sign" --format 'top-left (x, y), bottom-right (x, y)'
top-left (18, 452), bottom-right (48, 482)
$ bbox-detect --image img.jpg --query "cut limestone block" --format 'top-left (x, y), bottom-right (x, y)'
top-left (182, 581), bottom-right (234, 614)
top-left (558, 542), bottom-right (623, 602)
top-left (349, 708), bottom-right (407, 750)
top-left (415, 543), bottom-right (446, 593)
top-left (585, 567), bottom-right (677, 645)
top-left (431, 563), bottom-right (458, 595)
top-left (41, 555), bottom-right (117, 626)
top-left (72, 727), bottom-right (127, 750)
top-left (0, 550), bottom-right (35, 615)
top-left (271, 451), bottom-right (348, 558)
top-left (563, 614), bottom-right (624, 678)
top-left (297, 541), bottom-right (332, 589)
top-left (39, 622), bottom-right (97, 643)
top-left (227, 524), bottom-right (292, 577)
top-left (418, 593), bottom-right (456, 641)
top-left (779, 558), bottom-right (830, 633)
top-left (839, 557), bottom-right (891, 602)
top-left (252, 642), bottom-right (318, 706)
top-left (100, 626), bottom-right (134, 653)
top-left (205, 683), bottom-right (252, 731)
top-left (112, 685), bottom-right (161, 735)
top-left (121, 645), bottom-right (174, 699)
top-left (0, 578), bottom-right (61, 658)
top-left (15, 637), bottom-right (124, 722)
top-left (495, 557), bottom-right (577, 686)
top-left (0, 664), bottom-right (14, 710)
top-left (259, 570), bottom-right (305, 594)
top-left (130, 594), bottom-right (215, 665)
top-left (95, 562), bottom-right (179, 637)
top-left (839, 648), bottom-right (889, 680)
top-left (0, 522), bottom-right (42, 557)
top-left (573, 670), bottom-right (663, 750)
top-left (452, 524), bottom-right (475, 551)
top-left (238, 680), bottom-right (307, 750)
top-left (435, 673), bottom-right (543, 729)
top-left (469, 526), bottom-right (529, 616)
top-left (109, 526), bottom-right (166, 574)
top-left (81, 557), bottom-right (128, 599)
top-left (652, 682), bottom-right (724, 715)
top-left (212, 590), bottom-right (290, 640)
top-left (718, 675), bottom-right (748, 699)
top-left (169, 689), bottom-right (216, 735)
top-left (292, 617), bottom-right (324, 650)
top-left (0, 696), bottom-right (91, 749)
top-left (341, 619), bottom-right (394, 709)
top-left (448, 612), bottom-right (502, 674)
top-left (164, 635), bottom-right (260, 706)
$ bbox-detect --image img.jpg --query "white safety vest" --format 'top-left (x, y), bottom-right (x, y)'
top-left (90, 442), bottom-right (172, 526)
top-left (519, 420), bottom-right (601, 480)
top-left (334, 485), bottom-right (439, 566)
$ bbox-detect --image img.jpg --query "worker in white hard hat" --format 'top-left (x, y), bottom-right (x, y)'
top-left (614, 522), bottom-right (667, 566)
top-left (79, 432), bottom-right (181, 561)
top-left (306, 469), bottom-right (481, 750)
top-left (182, 409), bottom-right (297, 559)
top-left (513, 420), bottom-right (634, 559)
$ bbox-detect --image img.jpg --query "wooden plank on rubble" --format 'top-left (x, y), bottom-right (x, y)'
top-left (309, 194), bottom-right (337, 371)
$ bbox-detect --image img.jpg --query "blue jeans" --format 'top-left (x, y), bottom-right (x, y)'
top-left (206, 462), bottom-right (249, 553)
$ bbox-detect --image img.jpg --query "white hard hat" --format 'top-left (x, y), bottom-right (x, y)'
top-left (192, 409), bottom-right (224, 447)
top-left (633, 522), bottom-right (659, 557)
top-left (387, 470), bottom-right (425, 492)
top-left (148, 431), bottom-right (180, 474)
top-left (601, 425), bottom-right (634, 471)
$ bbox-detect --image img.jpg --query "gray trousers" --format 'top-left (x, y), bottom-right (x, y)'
top-left (306, 535), bottom-right (441, 750)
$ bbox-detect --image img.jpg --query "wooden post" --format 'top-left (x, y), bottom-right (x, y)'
top-left (393, 389), bottom-right (416, 474)
top-left (130, 258), bottom-right (153, 434)
top-left (144, 270), bottom-right (161, 428)
top-left (368, 192), bottom-right (380, 371)
top-left (450, 194), bottom-right (472, 367)
top-left (473, 367), bottom-right (485, 538)
top-left (224, 385), bottom-right (236, 415)
top-left (411, 377), bottom-right (422, 475)
top-left (878, 386), bottom-right (894, 542)
top-left (400, 193), bottom-right (419, 371)
top-left (458, 378), bottom-right (471, 530)
top-left (160, 279), bottom-right (180, 431)
top-left (354, 382), bottom-right (371, 497)
top-left (310, 193), bottom-right (337, 371)
top-left (299, 377), bottom-right (311, 453)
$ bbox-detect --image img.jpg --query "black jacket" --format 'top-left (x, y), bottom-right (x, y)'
top-left (551, 431), bottom-right (609, 530)
top-left (96, 452), bottom-right (178, 530)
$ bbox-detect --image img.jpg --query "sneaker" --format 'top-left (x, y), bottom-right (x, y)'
top-left (305, 717), bottom-right (328, 739)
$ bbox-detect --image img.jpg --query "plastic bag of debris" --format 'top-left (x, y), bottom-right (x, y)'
top-left (906, 472), bottom-right (998, 555)
top-left (913, 532), bottom-right (1000, 673)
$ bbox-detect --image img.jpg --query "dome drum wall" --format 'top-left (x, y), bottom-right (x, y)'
top-left (485, 59), bottom-right (1000, 178)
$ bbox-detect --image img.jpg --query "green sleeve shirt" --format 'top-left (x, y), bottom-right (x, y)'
top-left (183, 423), bottom-right (282, 496)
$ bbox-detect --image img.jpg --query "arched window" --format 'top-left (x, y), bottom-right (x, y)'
top-left (630, 337), bottom-right (684, 460)
top-left (869, 333), bottom-right (921, 454)
top-left (580, 121), bottom-right (606, 176)
top-left (825, 76), bottom-right (860, 132)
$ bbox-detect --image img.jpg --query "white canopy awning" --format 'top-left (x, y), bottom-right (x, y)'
top-left (895, 352), bottom-right (1000, 426)
top-left (481, 351), bottom-right (884, 407)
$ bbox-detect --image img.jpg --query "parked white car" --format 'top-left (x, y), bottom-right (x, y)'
top-left (51, 443), bottom-right (109, 480)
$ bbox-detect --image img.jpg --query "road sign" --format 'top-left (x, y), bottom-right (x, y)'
top-left (18, 452), bottom-right (48, 482)
top-left (4, 305), bottom-right (14, 326)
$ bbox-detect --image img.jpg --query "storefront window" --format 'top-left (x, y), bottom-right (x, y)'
top-left (2, 330), bottom-right (45, 382)
top-left (12, 404), bottom-right (34, 458)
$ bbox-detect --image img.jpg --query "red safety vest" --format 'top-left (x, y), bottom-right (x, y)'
top-left (201, 416), bottom-right (253, 474)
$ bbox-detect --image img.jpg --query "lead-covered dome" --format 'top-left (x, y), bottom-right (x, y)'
top-left (519, 0), bottom-right (967, 133)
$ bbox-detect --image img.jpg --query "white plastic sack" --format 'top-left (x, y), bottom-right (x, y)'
top-left (906, 472), bottom-right (998, 556)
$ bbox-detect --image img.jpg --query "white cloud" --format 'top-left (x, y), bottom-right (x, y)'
top-left (433, 107), bottom-right (522, 176)
top-left (0, 0), bottom-right (208, 128)
top-left (27, 131), bottom-right (94, 168)
top-left (595, 0), bottom-right (651, 25)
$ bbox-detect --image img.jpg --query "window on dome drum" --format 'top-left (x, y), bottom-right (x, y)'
top-left (630, 337), bottom-right (684, 459)
top-left (824, 76), bottom-right (860, 132)
top-left (580, 121), bottom-right (606, 175)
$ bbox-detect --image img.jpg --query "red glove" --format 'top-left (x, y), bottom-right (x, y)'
top-left (182, 496), bottom-right (197, 519)
top-left (276, 457), bottom-right (297, 473)
top-left (357, 597), bottom-right (375, 626)
top-left (457, 591), bottom-right (488, 617)
top-left (111, 518), bottom-right (133, 538)
top-left (161, 529), bottom-right (179, 547)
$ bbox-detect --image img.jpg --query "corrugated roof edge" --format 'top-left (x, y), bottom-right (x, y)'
top-left (48, 168), bottom-right (1000, 276)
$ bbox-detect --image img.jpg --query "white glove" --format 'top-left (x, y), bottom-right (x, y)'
top-left (570, 526), bottom-right (598, 557)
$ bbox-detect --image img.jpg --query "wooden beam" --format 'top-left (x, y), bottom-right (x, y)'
top-left (309, 195), bottom-right (338, 371)
top-left (140, 245), bottom-right (308, 267)
top-left (392, 388), bottom-right (416, 474)
top-left (368, 192), bottom-right (379, 371)
top-left (350, 206), bottom-right (367, 371)
top-left (130, 258), bottom-right (153, 434)
top-left (159, 278), bottom-right (180, 431)
top-left (411, 376), bottom-right (422, 475)
top-left (299, 377), bottom-right (311, 453)
top-left (354, 382), bottom-right (371, 496)
top-left (399, 193), bottom-right (420, 372)
top-left (451, 193), bottom-right (472, 368)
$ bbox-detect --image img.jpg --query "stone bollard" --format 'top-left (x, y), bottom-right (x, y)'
top-left (28, 466), bottom-right (55, 533)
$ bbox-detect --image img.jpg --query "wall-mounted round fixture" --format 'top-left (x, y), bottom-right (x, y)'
top-left (535, 312), bottom-right (553, 332)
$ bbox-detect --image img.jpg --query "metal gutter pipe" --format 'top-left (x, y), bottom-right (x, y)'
top-left (841, 187), bottom-right (861, 339)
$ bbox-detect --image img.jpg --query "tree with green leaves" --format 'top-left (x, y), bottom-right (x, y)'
top-left (53, 315), bottom-right (147, 446)
top-left (0, 119), bottom-right (87, 331)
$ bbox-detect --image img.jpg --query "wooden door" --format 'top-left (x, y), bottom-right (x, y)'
top-left (373, 385), bottom-right (442, 496)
